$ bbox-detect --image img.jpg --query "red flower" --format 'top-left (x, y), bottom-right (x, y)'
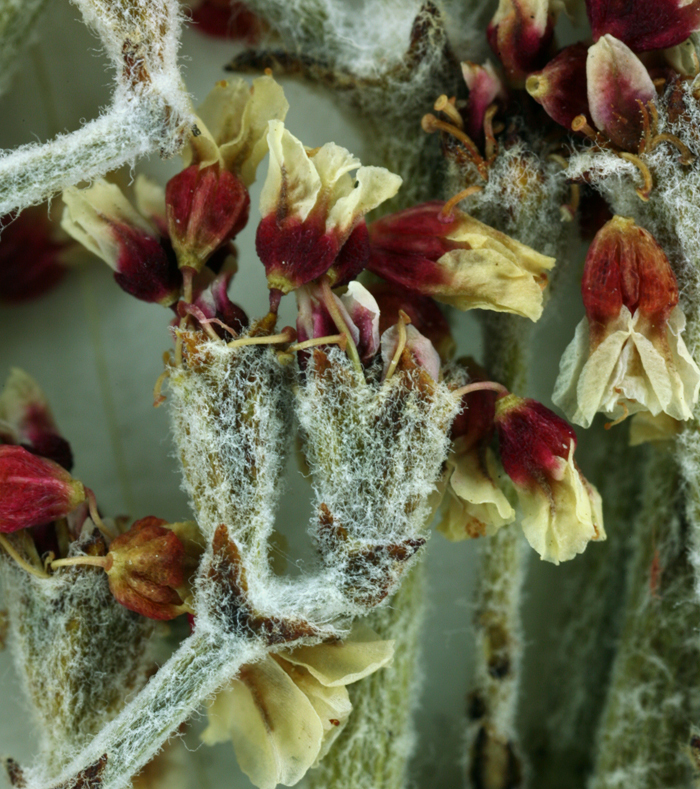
top-left (0, 446), bottom-right (86, 532)
top-left (526, 43), bottom-right (590, 130)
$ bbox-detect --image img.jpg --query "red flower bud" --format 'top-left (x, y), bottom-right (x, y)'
top-left (461, 60), bottom-right (507, 143)
top-left (494, 395), bottom-right (576, 488)
top-left (105, 517), bottom-right (197, 621)
top-left (526, 44), bottom-right (590, 130)
top-left (450, 361), bottom-right (497, 448)
top-left (487, 0), bottom-right (556, 85)
top-left (188, 273), bottom-right (248, 339)
top-left (0, 446), bottom-right (86, 532)
top-left (190, 0), bottom-right (264, 43)
top-left (582, 215), bottom-right (679, 342)
top-left (586, 0), bottom-right (700, 52)
top-left (166, 164), bottom-right (250, 272)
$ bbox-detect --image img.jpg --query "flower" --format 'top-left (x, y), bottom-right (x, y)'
top-left (380, 322), bottom-right (441, 382)
top-left (526, 43), bottom-right (590, 130)
top-left (585, 0), bottom-right (700, 52)
top-left (586, 35), bottom-right (656, 151)
top-left (182, 272), bottom-right (248, 340)
top-left (256, 120), bottom-right (402, 295)
top-left (201, 623), bottom-right (395, 789)
top-left (487, 0), bottom-right (558, 85)
top-left (438, 364), bottom-right (515, 540)
top-left (0, 445), bottom-right (86, 532)
top-left (367, 201), bottom-right (555, 322)
top-left (461, 60), bottom-right (507, 142)
top-left (62, 180), bottom-right (182, 305)
top-left (0, 368), bottom-right (73, 470)
top-left (494, 394), bottom-right (604, 563)
top-left (105, 517), bottom-right (202, 620)
top-left (552, 216), bottom-right (700, 427)
top-left (0, 205), bottom-right (73, 303)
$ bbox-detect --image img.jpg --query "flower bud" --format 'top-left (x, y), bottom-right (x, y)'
top-left (487, 0), bottom-right (556, 85)
top-left (0, 368), bottom-right (73, 470)
top-left (0, 446), bottom-right (86, 532)
top-left (494, 395), bottom-right (604, 563)
top-left (105, 516), bottom-right (200, 620)
top-left (526, 43), bottom-right (590, 130)
top-left (256, 121), bottom-right (402, 295)
top-left (553, 216), bottom-right (700, 427)
top-left (166, 164), bottom-right (250, 272)
top-left (191, 0), bottom-right (264, 43)
top-left (587, 35), bottom-right (656, 151)
top-left (369, 281), bottom-right (455, 362)
top-left (461, 60), bottom-right (507, 142)
top-left (189, 273), bottom-right (248, 339)
top-left (62, 181), bottom-right (181, 305)
top-left (368, 201), bottom-right (554, 322)
top-left (586, 0), bottom-right (700, 52)
top-left (0, 205), bottom-right (71, 303)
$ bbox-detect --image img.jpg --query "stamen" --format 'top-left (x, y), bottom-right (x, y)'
top-left (637, 101), bottom-right (652, 154)
top-left (434, 95), bottom-right (464, 130)
top-left (227, 327), bottom-right (296, 348)
top-left (86, 488), bottom-right (117, 543)
top-left (619, 152), bottom-right (653, 201)
top-left (650, 132), bottom-right (694, 165)
top-left (0, 534), bottom-right (50, 579)
top-left (451, 380), bottom-right (509, 399)
top-left (440, 186), bottom-right (483, 222)
top-left (571, 115), bottom-right (608, 147)
top-left (383, 310), bottom-right (411, 384)
top-left (51, 556), bottom-right (109, 571)
top-left (288, 333), bottom-right (347, 352)
top-left (604, 400), bottom-right (630, 430)
top-left (318, 277), bottom-right (364, 377)
top-left (483, 104), bottom-right (499, 163)
top-left (153, 368), bottom-right (170, 408)
top-left (421, 113), bottom-right (488, 178)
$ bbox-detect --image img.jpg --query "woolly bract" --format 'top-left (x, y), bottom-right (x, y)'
top-left (184, 75), bottom-right (289, 186)
top-left (553, 306), bottom-right (700, 428)
top-left (201, 624), bottom-right (395, 789)
top-left (518, 441), bottom-right (605, 564)
top-left (438, 443), bottom-right (515, 540)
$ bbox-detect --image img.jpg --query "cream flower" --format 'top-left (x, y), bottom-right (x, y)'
top-left (201, 623), bottom-right (394, 789)
top-left (256, 120), bottom-right (403, 294)
top-left (437, 440), bottom-right (515, 540)
top-left (553, 305), bottom-right (700, 428)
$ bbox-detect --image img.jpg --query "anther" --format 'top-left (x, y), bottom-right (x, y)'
top-left (421, 113), bottom-right (488, 178)
top-left (571, 115), bottom-right (608, 147)
top-left (434, 95), bottom-right (464, 130)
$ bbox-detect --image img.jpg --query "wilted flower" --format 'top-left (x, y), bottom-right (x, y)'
top-left (201, 623), bottom-right (394, 789)
top-left (487, 0), bottom-right (557, 85)
top-left (0, 446), bottom-right (86, 532)
top-left (256, 120), bottom-right (402, 296)
top-left (586, 0), bottom-right (700, 52)
top-left (586, 35), bottom-right (656, 151)
top-left (62, 180), bottom-right (182, 305)
top-left (494, 394), bottom-right (604, 563)
top-left (105, 517), bottom-right (201, 620)
top-left (0, 368), bottom-right (73, 470)
top-left (553, 216), bottom-right (700, 427)
top-left (368, 201), bottom-right (554, 321)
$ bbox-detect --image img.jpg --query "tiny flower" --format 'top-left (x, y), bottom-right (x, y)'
top-left (0, 368), bottom-right (73, 470)
top-left (586, 0), bottom-right (700, 52)
top-left (105, 516), bottom-right (201, 621)
top-left (201, 623), bottom-right (394, 789)
top-left (186, 273), bottom-right (248, 339)
top-left (381, 323), bottom-right (441, 381)
top-left (0, 446), bottom-right (86, 532)
top-left (62, 180), bottom-right (181, 305)
top-left (553, 216), bottom-right (700, 427)
top-left (367, 201), bottom-right (555, 322)
top-left (494, 395), bottom-right (604, 564)
top-left (461, 60), bottom-right (507, 142)
top-left (256, 120), bottom-right (402, 295)
top-left (487, 0), bottom-right (557, 85)
top-left (586, 35), bottom-right (656, 151)
top-left (0, 205), bottom-right (73, 303)
top-left (526, 43), bottom-right (590, 130)
top-left (369, 281), bottom-right (455, 362)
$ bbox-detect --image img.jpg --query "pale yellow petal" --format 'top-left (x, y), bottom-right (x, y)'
top-left (279, 623), bottom-right (395, 687)
top-left (201, 657), bottom-right (324, 789)
top-left (629, 412), bottom-right (683, 446)
top-left (326, 165), bottom-right (402, 235)
top-left (134, 174), bottom-right (166, 228)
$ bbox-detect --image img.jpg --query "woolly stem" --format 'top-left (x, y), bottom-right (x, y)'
top-left (466, 313), bottom-right (530, 788)
top-left (589, 449), bottom-right (700, 788)
top-left (306, 561), bottom-right (427, 789)
top-left (0, 0), bottom-right (50, 98)
top-left (21, 628), bottom-right (265, 789)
